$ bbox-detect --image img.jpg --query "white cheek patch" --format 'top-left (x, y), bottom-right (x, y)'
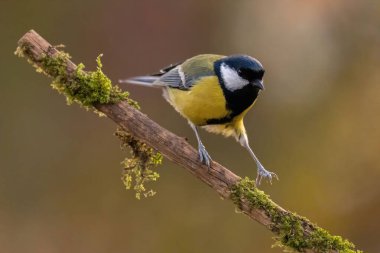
top-left (220, 64), bottom-right (249, 92)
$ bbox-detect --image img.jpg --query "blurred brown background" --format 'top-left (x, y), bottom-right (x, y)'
top-left (1, 0), bottom-right (379, 252)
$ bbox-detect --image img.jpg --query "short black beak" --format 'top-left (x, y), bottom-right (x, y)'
top-left (253, 80), bottom-right (265, 90)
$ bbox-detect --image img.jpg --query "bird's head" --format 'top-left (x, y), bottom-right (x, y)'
top-left (214, 55), bottom-right (265, 92)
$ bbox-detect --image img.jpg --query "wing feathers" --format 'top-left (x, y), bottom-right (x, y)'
top-left (119, 54), bottom-right (225, 90)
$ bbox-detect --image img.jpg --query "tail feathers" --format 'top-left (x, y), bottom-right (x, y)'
top-left (118, 76), bottom-right (161, 87)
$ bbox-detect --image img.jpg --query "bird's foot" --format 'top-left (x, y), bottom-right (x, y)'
top-left (256, 164), bottom-right (278, 185)
top-left (198, 144), bottom-right (212, 168)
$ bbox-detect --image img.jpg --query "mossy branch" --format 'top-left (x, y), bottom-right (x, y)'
top-left (16, 30), bottom-right (362, 253)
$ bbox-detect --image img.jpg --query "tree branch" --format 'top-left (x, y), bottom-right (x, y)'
top-left (16, 30), bottom-right (361, 253)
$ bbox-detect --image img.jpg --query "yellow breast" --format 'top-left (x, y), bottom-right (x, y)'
top-left (165, 76), bottom-right (228, 126)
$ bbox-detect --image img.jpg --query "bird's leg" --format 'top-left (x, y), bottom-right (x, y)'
top-left (189, 122), bottom-right (212, 167)
top-left (239, 134), bottom-right (278, 185)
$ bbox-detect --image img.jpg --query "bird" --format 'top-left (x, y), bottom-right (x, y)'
top-left (119, 54), bottom-right (277, 185)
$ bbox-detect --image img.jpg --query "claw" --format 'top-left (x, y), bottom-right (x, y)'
top-left (198, 144), bottom-right (212, 168)
top-left (255, 164), bottom-right (278, 185)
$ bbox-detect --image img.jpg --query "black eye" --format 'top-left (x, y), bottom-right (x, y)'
top-left (238, 68), bottom-right (264, 81)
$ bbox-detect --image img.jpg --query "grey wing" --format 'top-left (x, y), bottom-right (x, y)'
top-left (158, 67), bottom-right (188, 90)
top-left (158, 65), bottom-right (214, 90)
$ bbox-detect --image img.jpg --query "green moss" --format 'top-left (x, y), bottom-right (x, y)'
top-left (15, 45), bottom-right (137, 109)
top-left (115, 128), bottom-right (162, 199)
top-left (47, 53), bottom-right (132, 108)
top-left (231, 178), bottom-right (362, 253)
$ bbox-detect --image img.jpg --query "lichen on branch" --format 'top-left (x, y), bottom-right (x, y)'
top-left (15, 44), bottom-right (161, 199)
top-left (115, 128), bottom-right (162, 199)
top-left (231, 178), bottom-right (361, 253)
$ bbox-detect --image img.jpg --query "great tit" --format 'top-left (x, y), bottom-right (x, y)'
top-left (120, 54), bottom-right (277, 184)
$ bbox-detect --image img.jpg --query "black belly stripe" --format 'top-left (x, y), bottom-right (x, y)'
top-left (206, 86), bottom-right (259, 125)
top-left (206, 115), bottom-right (233, 125)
